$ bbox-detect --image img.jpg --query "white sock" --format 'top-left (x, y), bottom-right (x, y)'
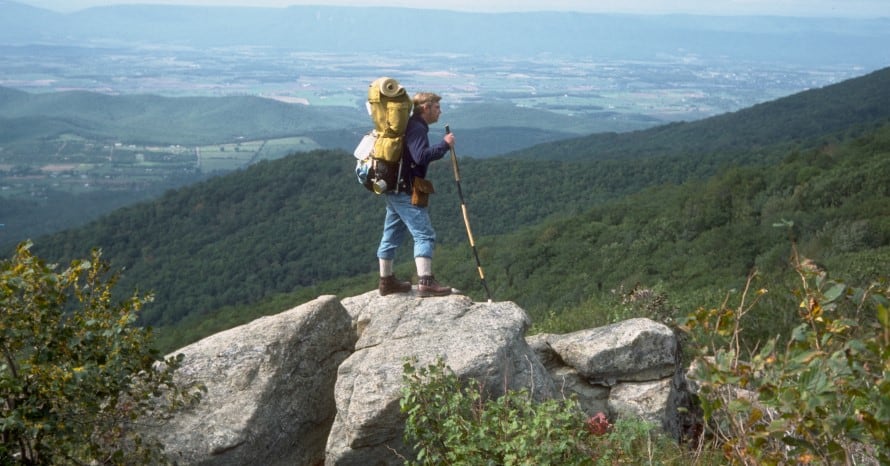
top-left (415, 256), bottom-right (432, 277)
top-left (379, 259), bottom-right (393, 277)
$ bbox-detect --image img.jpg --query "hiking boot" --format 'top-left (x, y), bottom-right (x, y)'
top-left (417, 275), bottom-right (452, 297)
top-left (379, 275), bottom-right (412, 296)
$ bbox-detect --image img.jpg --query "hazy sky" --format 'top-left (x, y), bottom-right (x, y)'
top-left (18, 0), bottom-right (890, 18)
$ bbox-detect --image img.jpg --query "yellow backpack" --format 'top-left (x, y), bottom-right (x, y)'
top-left (354, 77), bottom-right (412, 193)
top-left (367, 77), bottom-right (412, 163)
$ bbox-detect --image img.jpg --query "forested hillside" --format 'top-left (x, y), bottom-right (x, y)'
top-left (481, 126), bottom-right (890, 318)
top-left (27, 68), bottom-right (890, 350)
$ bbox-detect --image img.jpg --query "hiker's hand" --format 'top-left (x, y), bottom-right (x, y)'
top-left (444, 132), bottom-right (455, 147)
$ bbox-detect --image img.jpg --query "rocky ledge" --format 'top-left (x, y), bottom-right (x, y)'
top-left (143, 291), bottom-right (697, 465)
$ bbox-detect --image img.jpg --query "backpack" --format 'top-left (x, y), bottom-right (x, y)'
top-left (354, 77), bottom-right (412, 194)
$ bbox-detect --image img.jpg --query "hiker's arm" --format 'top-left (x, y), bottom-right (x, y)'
top-left (405, 126), bottom-right (449, 165)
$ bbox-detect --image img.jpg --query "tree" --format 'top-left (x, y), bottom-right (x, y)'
top-left (0, 241), bottom-right (202, 465)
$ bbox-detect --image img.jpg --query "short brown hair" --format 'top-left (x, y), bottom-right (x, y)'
top-left (413, 92), bottom-right (441, 114)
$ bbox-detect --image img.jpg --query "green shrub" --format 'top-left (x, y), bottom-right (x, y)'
top-left (588, 416), bottom-right (704, 465)
top-left (681, 243), bottom-right (890, 465)
top-left (400, 357), bottom-right (591, 465)
top-left (0, 242), bottom-right (203, 465)
top-left (400, 357), bottom-right (706, 465)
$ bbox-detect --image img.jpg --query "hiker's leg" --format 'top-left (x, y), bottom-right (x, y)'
top-left (377, 195), bottom-right (408, 261)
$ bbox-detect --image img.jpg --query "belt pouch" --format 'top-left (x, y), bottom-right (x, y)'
top-left (411, 177), bottom-right (435, 207)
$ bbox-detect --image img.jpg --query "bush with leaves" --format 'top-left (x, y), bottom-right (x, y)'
top-left (400, 357), bottom-right (592, 465)
top-left (587, 416), bottom-right (707, 466)
top-left (0, 241), bottom-right (202, 465)
top-left (681, 242), bottom-right (890, 465)
top-left (400, 357), bottom-right (704, 465)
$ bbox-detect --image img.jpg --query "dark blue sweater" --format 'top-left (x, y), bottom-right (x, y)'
top-left (399, 114), bottom-right (450, 191)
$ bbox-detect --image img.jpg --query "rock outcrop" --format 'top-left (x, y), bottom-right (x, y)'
top-left (145, 291), bottom-right (695, 465)
top-left (326, 292), bottom-right (554, 465)
top-left (528, 318), bottom-right (686, 431)
top-left (144, 295), bottom-right (355, 466)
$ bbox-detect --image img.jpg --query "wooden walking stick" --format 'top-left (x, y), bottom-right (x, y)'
top-left (445, 125), bottom-right (493, 303)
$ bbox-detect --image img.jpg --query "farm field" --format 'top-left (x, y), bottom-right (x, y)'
top-left (0, 135), bottom-right (321, 199)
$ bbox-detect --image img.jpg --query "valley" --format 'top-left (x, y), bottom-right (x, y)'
top-left (1, 44), bottom-right (859, 120)
top-left (0, 44), bottom-right (863, 208)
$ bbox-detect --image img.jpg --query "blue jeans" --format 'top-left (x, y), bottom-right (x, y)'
top-left (377, 192), bottom-right (436, 260)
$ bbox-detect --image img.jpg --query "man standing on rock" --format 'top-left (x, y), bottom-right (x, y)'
top-left (377, 92), bottom-right (454, 297)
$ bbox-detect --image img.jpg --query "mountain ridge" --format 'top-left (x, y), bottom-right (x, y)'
top-left (0, 85), bottom-right (641, 149)
top-left (0, 87), bottom-right (366, 144)
top-left (2, 2), bottom-right (889, 65)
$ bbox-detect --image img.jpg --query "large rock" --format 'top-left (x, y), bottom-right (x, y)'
top-left (145, 295), bottom-right (356, 466)
top-left (145, 292), bottom-right (699, 464)
top-left (325, 291), bottom-right (555, 465)
top-left (608, 378), bottom-right (674, 425)
top-left (547, 318), bottom-right (677, 385)
top-left (527, 333), bottom-right (610, 416)
top-left (528, 318), bottom-right (693, 438)
top-left (548, 365), bottom-right (611, 417)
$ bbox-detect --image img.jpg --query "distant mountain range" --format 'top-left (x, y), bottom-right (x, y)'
top-left (2, 1), bottom-right (889, 66)
top-left (0, 85), bottom-right (631, 160)
top-left (0, 86), bottom-right (367, 145)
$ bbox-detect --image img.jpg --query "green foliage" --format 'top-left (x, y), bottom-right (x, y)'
top-left (681, 243), bottom-right (890, 465)
top-left (0, 241), bottom-right (202, 465)
top-left (400, 358), bottom-right (713, 465)
top-left (588, 416), bottom-right (706, 466)
top-left (400, 357), bottom-right (591, 464)
top-left (495, 123), bottom-right (890, 338)
top-left (533, 283), bottom-right (677, 335)
top-left (0, 183), bottom-right (189, 254)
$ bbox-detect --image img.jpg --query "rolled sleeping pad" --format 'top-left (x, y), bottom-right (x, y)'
top-left (378, 77), bottom-right (402, 97)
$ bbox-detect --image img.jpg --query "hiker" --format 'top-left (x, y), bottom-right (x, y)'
top-left (377, 92), bottom-right (454, 297)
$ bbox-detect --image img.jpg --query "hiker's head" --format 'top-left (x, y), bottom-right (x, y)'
top-left (413, 92), bottom-right (442, 124)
